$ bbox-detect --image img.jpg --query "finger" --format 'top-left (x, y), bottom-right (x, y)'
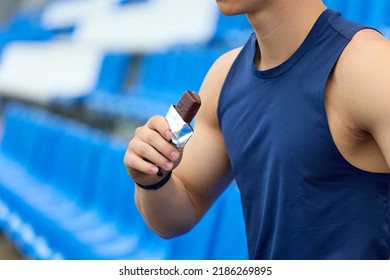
top-left (136, 125), bottom-right (180, 162)
top-left (131, 140), bottom-right (174, 172)
top-left (146, 116), bottom-right (172, 141)
top-left (124, 152), bottom-right (159, 175)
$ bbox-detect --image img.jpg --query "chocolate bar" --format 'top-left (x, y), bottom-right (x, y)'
top-left (175, 90), bottom-right (201, 123)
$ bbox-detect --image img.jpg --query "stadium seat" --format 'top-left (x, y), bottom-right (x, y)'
top-left (87, 47), bottom-right (221, 122)
top-left (0, 10), bottom-right (74, 47)
top-left (0, 102), bottom-right (248, 260)
top-left (94, 53), bottom-right (132, 95)
top-left (208, 184), bottom-right (249, 260)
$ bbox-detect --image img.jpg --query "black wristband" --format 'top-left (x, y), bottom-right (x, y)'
top-left (135, 171), bottom-right (172, 190)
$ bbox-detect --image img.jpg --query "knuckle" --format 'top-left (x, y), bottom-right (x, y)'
top-left (148, 115), bottom-right (168, 129)
top-left (137, 142), bottom-right (148, 157)
top-left (127, 138), bottom-right (134, 149)
top-left (151, 115), bottom-right (165, 122)
top-left (123, 157), bottom-right (136, 177)
top-left (127, 138), bottom-right (138, 154)
top-left (124, 150), bottom-right (135, 166)
top-left (143, 131), bottom-right (154, 144)
top-left (134, 126), bottom-right (144, 136)
top-left (146, 116), bottom-right (158, 126)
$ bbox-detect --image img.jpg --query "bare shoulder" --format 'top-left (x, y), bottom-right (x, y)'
top-left (215, 47), bottom-right (243, 67)
top-left (337, 29), bottom-right (390, 80)
top-left (334, 29), bottom-right (390, 130)
top-left (201, 47), bottom-right (243, 90)
top-left (197, 47), bottom-right (242, 125)
top-left (348, 28), bottom-right (390, 49)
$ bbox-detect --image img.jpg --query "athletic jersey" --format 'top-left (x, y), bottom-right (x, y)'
top-left (217, 9), bottom-right (390, 259)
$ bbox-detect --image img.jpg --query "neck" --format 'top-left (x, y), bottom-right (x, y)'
top-left (247, 0), bottom-right (326, 70)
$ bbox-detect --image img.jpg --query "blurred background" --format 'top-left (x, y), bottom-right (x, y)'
top-left (0, 0), bottom-right (389, 260)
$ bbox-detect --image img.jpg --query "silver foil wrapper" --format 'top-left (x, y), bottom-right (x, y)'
top-left (165, 105), bottom-right (194, 148)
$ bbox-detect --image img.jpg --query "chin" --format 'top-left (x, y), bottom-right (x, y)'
top-left (216, 0), bottom-right (246, 16)
top-left (217, 7), bottom-right (246, 16)
top-left (215, 0), bottom-right (245, 16)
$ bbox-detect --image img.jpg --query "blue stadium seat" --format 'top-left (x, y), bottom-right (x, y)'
top-left (0, 104), bottom-right (121, 258)
top-left (94, 53), bottom-right (132, 95)
top-left (80, 142), bottom-right (170, 260)
top-left (0, 10), bottom-right (74, 50)
top-left (87, 47), bottom-right (221, 122)
top-left (208, 184), bottom-right (248, 260)
top-left (31, 122), bottom-right (66, 182)
top-left (0, 102), bottom-right (247, 260)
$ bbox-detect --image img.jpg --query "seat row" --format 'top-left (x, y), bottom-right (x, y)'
top-left (0, 102), bottom-right (248, 259)
top-left (84, 47), bottom-right (223, 122)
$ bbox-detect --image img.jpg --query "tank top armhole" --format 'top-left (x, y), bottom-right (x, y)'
top-left (319, 14), bottom-right (390, 178)
top-left (318, 46), bottom-right (390, 179)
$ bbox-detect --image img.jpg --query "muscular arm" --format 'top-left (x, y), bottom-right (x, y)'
top-left (336, 30), bottom-right (390, 170)
top-left (127, 48), bottom-right (241, 238)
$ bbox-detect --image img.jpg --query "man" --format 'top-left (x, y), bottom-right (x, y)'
top-left (124, 0), bottom-right (390, 259)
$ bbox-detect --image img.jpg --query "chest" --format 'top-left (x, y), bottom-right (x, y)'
top-left (219, 74), bottom-right (333, 177)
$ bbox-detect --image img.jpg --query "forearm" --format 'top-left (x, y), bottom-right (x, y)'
top-left (134, 173), bottom-right (200, 239)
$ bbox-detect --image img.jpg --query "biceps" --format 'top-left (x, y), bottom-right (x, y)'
top-left (174, 121), bottom-right (233, 210)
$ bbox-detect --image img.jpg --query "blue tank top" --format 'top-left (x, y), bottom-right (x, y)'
top-left (217, 9), bottom-right (390, 259)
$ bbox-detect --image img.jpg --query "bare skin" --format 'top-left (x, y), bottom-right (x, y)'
top-left (124, 0), bottom-right (390, 238)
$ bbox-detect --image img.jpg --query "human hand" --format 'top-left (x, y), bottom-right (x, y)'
top-left (124, 115), bottom-right (182, 186)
